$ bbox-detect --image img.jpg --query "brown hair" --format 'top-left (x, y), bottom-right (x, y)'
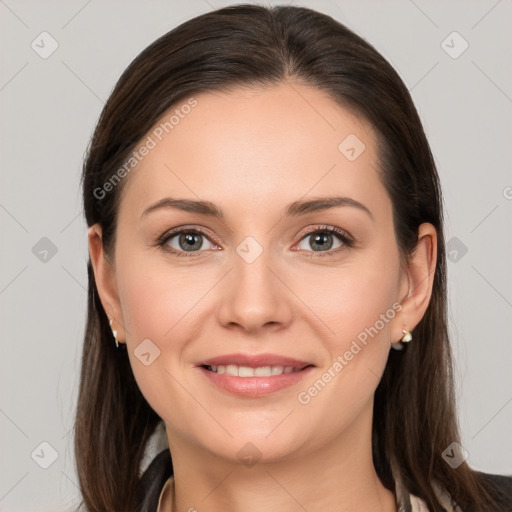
top-left (76, 4), bottom-right (504, 511)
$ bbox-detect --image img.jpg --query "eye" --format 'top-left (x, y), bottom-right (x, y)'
top-left (157, 224), bottom-right (353, 258)
top-left (294, 225), bottom-right (353, 256)
top-left (158, 227), bottom-right (218, 257)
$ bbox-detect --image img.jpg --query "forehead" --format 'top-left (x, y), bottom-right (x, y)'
top-left (118, 82), bottom-right (389, 223)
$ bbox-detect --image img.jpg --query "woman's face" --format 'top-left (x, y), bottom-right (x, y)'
top-left (96, 83), bottom-right (414, 463)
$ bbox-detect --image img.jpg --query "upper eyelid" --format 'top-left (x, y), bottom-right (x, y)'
top-left (296, 224), bottom-right (352, 241)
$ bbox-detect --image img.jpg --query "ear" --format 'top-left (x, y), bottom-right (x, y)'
top-left (394, 222), bottom-right (437, 341)
top-left (88, 224), bottom-right (126, 343)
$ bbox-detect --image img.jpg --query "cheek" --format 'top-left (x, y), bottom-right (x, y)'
top-left (115, 242), bottom-right (244, 421)
top-left (117, 266), bottom-right (207, 426)
top-left (331, 269), bottom-right (398, 345)
top-left (291, 248), bottom-right (401, 352)
top-left (290, 248), bottom-right (400, 415)
top-left (115, 231), bottom-right (214, 346)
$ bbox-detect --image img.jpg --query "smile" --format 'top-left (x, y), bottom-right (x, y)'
top-left (197, 354), bottom-right (315, 397)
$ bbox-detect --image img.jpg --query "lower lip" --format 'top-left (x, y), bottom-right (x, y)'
top-left (198, 366), bottom-right (314, 397)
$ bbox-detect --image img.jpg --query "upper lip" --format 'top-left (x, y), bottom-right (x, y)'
top-left (197, 353), bottom-right (314, 369)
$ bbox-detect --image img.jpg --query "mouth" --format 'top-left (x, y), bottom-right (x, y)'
top-left (196, 353), bottom-right (315, 397)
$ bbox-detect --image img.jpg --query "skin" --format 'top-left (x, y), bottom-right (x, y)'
top-left (89, 82), bottom-right (437, 512)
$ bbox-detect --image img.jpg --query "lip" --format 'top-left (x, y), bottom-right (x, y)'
top-left (196, 353), bottom-right (315, 397)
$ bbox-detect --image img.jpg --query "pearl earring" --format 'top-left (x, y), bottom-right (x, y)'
top-left (391, 325), bottom-right (413, 351)
top-left (109, 319), bottom-right (120, 348)
top-left (401, 329), bottom-right (412, 343)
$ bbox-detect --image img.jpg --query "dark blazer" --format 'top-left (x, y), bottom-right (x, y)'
top-left (137, 449), bottom-right (512, 512)
top-left (138, 449), bottom-right (174, 512)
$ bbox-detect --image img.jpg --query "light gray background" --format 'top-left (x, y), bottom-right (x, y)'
top-left (1, 0), bottom-right (511, 510)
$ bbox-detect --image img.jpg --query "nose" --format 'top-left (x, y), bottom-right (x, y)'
top-left (216, 243), bottom-right (294, 336)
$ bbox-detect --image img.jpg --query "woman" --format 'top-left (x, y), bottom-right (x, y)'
top-left (75, 4), bottom-right (511, 511)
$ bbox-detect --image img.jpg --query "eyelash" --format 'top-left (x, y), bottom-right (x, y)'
top-left (156, 225), bottom-right (354, 258)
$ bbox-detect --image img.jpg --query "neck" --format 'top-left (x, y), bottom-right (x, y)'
top-left (164, 404), bottom-right (397, 512)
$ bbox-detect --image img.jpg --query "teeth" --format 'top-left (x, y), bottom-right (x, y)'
top-left (208, 364), bottom-right (302, 377)
top-left (254, 366), bottom-right (272, 377)
top-left (271, 366), bottom-right (284, 375)
top-left (226, 364), bottom-right (238, 376)
top-left (239, 366), bottom-right (255, 377)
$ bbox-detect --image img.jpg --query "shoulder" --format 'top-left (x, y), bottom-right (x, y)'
top-left (472, 471), bottom-right (512, 511)
top-left (137, 449), bottom-right (173, 512)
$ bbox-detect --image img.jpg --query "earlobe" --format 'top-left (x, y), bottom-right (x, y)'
top-left (88, 224), bottom-right (126, 343)
top-left (394, 222), bottom-right (437, 341)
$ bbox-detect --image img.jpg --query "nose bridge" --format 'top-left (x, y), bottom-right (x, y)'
top-left (216, 233), bottom-right (292, 332)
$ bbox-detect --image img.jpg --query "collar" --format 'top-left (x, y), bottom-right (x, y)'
top-left (156, 476), bottom-right (461, 512)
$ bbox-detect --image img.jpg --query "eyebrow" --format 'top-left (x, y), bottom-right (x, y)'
top-left (141, 195), bottom-right (374, 221)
